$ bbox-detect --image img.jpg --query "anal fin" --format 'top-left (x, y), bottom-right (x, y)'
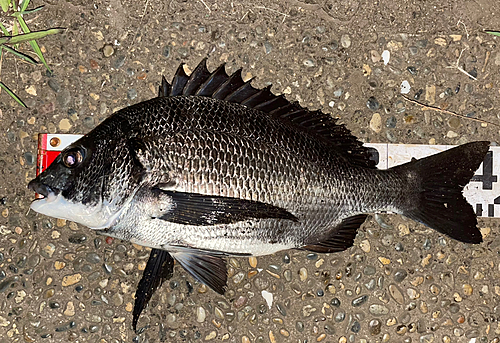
top-left (170, 247), bottom-right (227, 294)
top-left (133, 249), bottom-right (174, 331)
top-left (302, 214), bottom-right (368, 253)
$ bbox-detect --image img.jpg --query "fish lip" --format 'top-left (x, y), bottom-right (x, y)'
top-left (27, 179), bottom-right (56, 199)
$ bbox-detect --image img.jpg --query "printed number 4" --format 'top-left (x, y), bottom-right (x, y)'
top-left (471, 151), bottom-right (497, 190)
top-left (471, 151), bottom-right (498, 217)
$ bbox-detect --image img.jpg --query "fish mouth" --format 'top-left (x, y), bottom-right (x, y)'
top-left (28, 179), bottom-right (58, 203)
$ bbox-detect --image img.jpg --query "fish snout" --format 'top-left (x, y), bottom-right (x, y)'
top-left (28, 179), bottom-right (54, 198)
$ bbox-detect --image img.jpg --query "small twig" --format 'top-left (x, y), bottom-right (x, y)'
top-left (139, 0), bottom-right (150, 18)
top-left (446, 48), bottom-right (477, 80)
top-left (255, 6), bottom-right (289, 23)
top-left (240, 10), bottom-right (250, 21)
top-left (401, 95), bottom-right (499, 127)
top-left (198, 0), bottom-right (211, 14)
top-left (457, 20), bottom-right (469, 40)
top-left (128, 0), bottom-right (149, 51)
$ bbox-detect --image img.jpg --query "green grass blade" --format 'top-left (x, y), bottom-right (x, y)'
top-left (19, 5), bottom-right (44, 15)
top-left (20, 0), bottom-right (30, 12)
top-left (0, 22), bottom-right (9, 36)
top-left (1, 28), bottom-right (64, 45)
top-left (1, 0), bottom-right (10, 12)
top-left (12, 14), bottom-right (51, 71)
top-left (2, 45), bottom-right (38, 64)
top-left (0, 81), bottom-right (27, 107)
top-left (485, 30), bottom-right (500, 37)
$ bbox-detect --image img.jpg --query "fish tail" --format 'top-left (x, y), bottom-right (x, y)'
top-left (393, 141), bottom-right (490, 244)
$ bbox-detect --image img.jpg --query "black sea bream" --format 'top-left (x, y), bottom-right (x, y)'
top-left (28, 59), bottom-right (489, 329)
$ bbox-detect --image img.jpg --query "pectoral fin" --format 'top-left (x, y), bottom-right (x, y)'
top-left (170, 248), bottom-right (227, 294)
top-left (133, 249), bottom-right (174, 332)
top-left (155, 189), bottom-right (298, 226)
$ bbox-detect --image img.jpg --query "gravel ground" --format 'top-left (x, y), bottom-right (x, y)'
top-left (1, 0), bottom-right (500, 342)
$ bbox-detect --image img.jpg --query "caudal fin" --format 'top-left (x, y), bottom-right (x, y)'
top-left (393, 141), bottom-right (490, 244)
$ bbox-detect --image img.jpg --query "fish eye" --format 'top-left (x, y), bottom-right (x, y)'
top-left (62, 148), bottom-right (84, 168)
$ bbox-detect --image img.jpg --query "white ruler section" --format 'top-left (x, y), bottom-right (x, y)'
top-left (43, 135), bottom-right (498, 218)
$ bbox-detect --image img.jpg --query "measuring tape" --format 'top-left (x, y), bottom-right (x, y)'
top-left (35, 134), bottom-right (499, 218)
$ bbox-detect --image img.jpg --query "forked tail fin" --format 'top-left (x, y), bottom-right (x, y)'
top-left (393, 141), bottom-right (490, 244)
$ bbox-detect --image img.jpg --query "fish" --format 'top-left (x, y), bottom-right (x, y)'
top-left (28, 59), bottom-right (490, 330)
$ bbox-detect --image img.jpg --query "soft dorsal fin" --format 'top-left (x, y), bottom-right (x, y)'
top-left (159, 60), bottom-right (375, 168)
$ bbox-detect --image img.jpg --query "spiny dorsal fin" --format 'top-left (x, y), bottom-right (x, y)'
top-left (161, 60), bottom-right (375, 168)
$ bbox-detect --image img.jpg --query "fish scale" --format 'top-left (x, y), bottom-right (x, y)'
top-left (28, 59), bottom-right (490, 330)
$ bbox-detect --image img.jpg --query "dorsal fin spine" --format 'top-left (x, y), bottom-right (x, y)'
top-left (159, 59), bottom-right (376, 168)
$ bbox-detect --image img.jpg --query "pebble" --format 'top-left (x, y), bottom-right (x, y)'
top-left (382, 50), bottom-right (390, 65)
top-left (86, 252), bottom-right (101, 264)
top-left (370, 50), bottom-right (381, 63)
top-left (352, 295), bottom-right (368, 307)
top-left (369, 319), bottom-right (381, 335)
top-left (296, 321), bottom-right (304, 332)
top-left (420, 333), bottom-right (435, 343)
top-left (299, 267), bottom-right (308, 281)
top-left (232, 271), bottom-right (245, 284)
top-left (59, 119), bottom-right (72, 132)
top-left (112, 293), bottom-right (123, 306)
top-left (103, 44), bottom-right (114, 57)
top-left (335, 311), bottom-right (346, 322)
top-left (448, 117), bottom-right (461, 129)
top-left (54, 261), bottom-right (66, 270)
top-left (249, 257), bottom-right (257, 268)
top-left (351, 321), bottom-right (361, 333)
top-left (365, 279), bottom-right (376, 290)
top-left (341, 34), bottom-right (351, 48)
top-left (400, 80), bottom-right (411, 94)
top-left (196, 306), bottom-right (206, 323)
top-left (302, 305), bottom-right (317, 317)
top-left (56, 89), bottom-right (71, 108)
top-left (369, 304), bottom-right (389, 315)
top-left (69, 233), bottom-right (87, 244)
top-left (264, 330), bottom-right (278, 343)
top-left (389, 284), bottom-right (405, 304)
top-left (364, 266), bottom-right (376, 275)
top-left (367, 97), bottom-right (380, 110)
top-left (48, 79), bottom-right (60, 92)
top-left (394, 269), bottom-right (408, 282)
top-left (303, 59), bottom-right (316, 68)
top-left (113, 55), bottom-right (126, 69)
top-left (425, 85), bottom-right (436, 105)
top-left (62, 273), bottom-right (82, 287)
top-left (463, 284), bottom-right (473, 296)
top-left (263, 41), bottom-right (273, 54)
top-left (370, 113), bottom-right (382, 133)
top-left (360, 240), bottom-right (371, 253)
top-left (24, 152), bottom-right (35, 165)
top-left (127, 89), bottom-right (138, 100)
top-left (41, 243), bottom-right (56, 258)
top-left (407, 288), bottom-right (419, 299)
top-left (63, 301), bottom-right (75, 316)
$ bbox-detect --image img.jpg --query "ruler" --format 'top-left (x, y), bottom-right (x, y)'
top-left (35, 134), bottom-right (499, 218)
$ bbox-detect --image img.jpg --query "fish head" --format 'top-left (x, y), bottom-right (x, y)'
top-left (28, 131), bottom-right (141, 229)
